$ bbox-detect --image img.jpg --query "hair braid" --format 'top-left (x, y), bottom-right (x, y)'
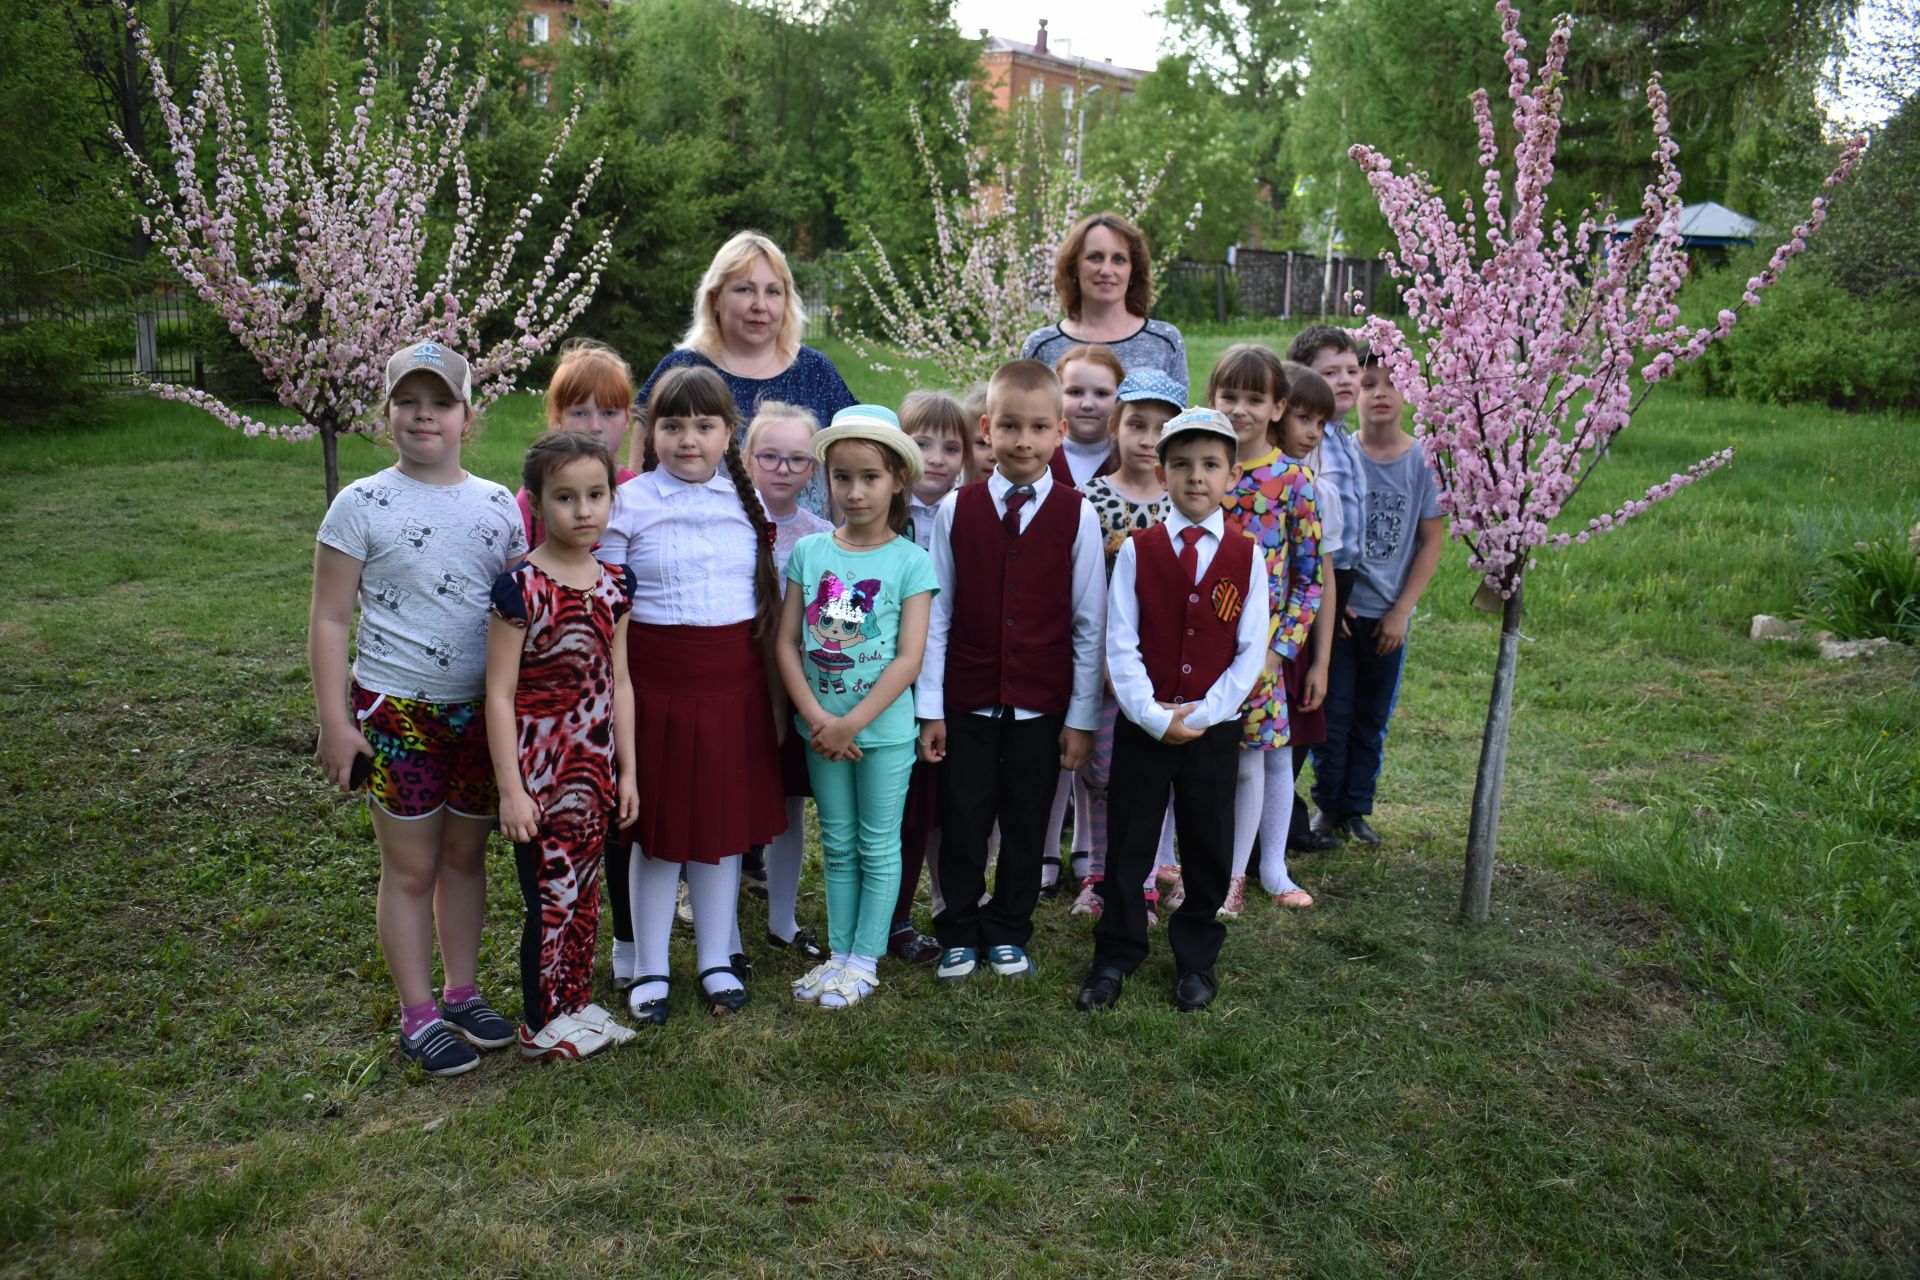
top-left (722, 436), bottom-right (781, 639)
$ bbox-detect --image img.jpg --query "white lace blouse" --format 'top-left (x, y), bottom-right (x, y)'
top-left (599, 469), bottom-right (761, 627)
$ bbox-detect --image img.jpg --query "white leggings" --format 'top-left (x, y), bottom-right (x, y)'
top-left (630, 848), bottom-right (743, 999)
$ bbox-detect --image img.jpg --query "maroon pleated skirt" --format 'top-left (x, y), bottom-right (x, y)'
top-left (624, 620), bottom-right (784, 863)
top-left (1282, 646), bottom-right (1327, 747)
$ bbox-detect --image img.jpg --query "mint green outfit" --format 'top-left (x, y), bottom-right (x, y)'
top-left (785, 533), bottom-right (938, 957)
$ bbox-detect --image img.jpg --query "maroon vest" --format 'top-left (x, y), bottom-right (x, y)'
top-left (1049, 445), bottom-right (1116, 489)
top-left (1133, 523), bottom-right (1255, 704)
top-left (945, 480), bottom-right (1083, 716)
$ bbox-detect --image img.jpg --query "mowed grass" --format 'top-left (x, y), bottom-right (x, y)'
top-left (0, 331), bottom-right (1916, 1276)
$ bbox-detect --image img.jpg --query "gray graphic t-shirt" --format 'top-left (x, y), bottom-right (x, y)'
top-left (1348, 444), bottom-right (1441, 619)
top-left (316, 467), bottom-right (528, 702)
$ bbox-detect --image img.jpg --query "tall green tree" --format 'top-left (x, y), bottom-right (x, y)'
top-left (1288, 0), bottom-right (1853, 252)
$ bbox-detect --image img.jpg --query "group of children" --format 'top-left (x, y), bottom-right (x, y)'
top-left (310, 324), bottom-right (1443, 1075)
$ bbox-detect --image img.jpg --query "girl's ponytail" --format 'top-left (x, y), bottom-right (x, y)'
top-left (723, 437), bottom-right (781, 639)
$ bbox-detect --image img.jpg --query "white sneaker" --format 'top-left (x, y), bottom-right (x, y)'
top-left (517, 1012), bottom-right (612, 1061)
top-left (575, 1002), bottom-right (637, 1045)
top-left (792, 961), bottom-right (840, 1003)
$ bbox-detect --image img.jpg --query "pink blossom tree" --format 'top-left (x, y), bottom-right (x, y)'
top-left (1348, 0), bottom-right (1865, 922)
top-left (847, 90), bottom-right (1198, 386)
top-left (115, 1), bottom-right (613, 502)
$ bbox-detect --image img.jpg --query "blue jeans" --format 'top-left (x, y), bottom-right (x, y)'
top-left (1309, 614), bottom-right (1407, 818)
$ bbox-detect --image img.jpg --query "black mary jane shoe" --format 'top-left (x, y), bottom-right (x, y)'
top-left (1289, 826), bottom-right (1340, 854)
top-left (765, 927), bottom-right (828, 964)
top-left (1172, 970), bottom-right (1218, 1013)
top-left (730, 950), bottom-right (757, 981)
top-left (1075, 965), bottom-right (1125, 1012)
top-left (627, 975), bottom-right (671, 1026)
top-left (1308, 809), bottom-right (1346, 842)
top-left (699, 966), bottom-right (751, 1016)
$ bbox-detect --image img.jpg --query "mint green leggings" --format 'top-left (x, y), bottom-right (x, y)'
top-left (803, 740), bottom-right (916, 958)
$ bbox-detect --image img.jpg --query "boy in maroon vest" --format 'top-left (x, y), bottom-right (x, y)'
top-left (917, 360), bottom-right (1107, 983)
top-left (1077, 408), bottom-right (1269, 1013)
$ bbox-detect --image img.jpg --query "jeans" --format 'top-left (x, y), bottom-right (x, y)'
top-left (1309, 613), bottom-right (1407, 818)
top-left (805, 740), bottom-right (916, 958)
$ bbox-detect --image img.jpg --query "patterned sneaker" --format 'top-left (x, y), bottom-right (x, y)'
top-left (675, 879), bottom-right (695, 926)
top-left (1156, 865), bottom-right (1186, 914)
top-left (398, 1020), bottom-right (479, 1077)
top-left (1069, 877), bottom-right (1105, 919)
top-left (575, 1002), bottom-right (638, 1046)
top-left (1217, 874), bottom-right (1248, 921)
top-left (985, 944), bottom-right (1032, 979)
top-left (936, 947), bottom-right (978, 982)
top-left (516, 1012), bottom-right (613, 1061)
top-left (887, 927), bottom-right (943, 965)
top-left (440, 995), bottom-right (515, 1050)
top-left (1145, 887), bottom-right (1161, 928)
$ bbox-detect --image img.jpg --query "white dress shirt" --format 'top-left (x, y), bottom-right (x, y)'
top-left (917, 468), bottom-right (1107, 731)
top-left (1106, 507), bottom-right (1270, 742)
top-left (599, 468), bottom-right (761, 627)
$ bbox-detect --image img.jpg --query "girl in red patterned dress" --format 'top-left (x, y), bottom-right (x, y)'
top-left (486, 431), bottom-right (642, 1059)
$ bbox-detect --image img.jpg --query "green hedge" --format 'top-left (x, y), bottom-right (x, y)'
top-left (1675, 252), bottom-right (1920, 412)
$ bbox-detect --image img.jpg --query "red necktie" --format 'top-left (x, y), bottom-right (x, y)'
top-left (1178, 525), bottom-right (1206, 581)
top-left (1002, 485), bottom-right (1033, 537)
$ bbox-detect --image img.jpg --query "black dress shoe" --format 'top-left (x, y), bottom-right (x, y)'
top-left (1308, 809), bottom-right (1346, 841)
top-left (700, 966), bottom-right (750, 1016)
top-left (766, 927), bottom-right (828, 963)
top-left (1075, 965), bottom-right (1125, 1011)
top-left (1341, 815), bottom-right (1382, 846)
top-left (627, 975), bottom-right (671, 1026)
top-left (1172, 970), bottom-right (1218, 1012)
top-left (1290, 826), bottom-right (1339, 853)
top-left (730, 951), bottom-right (756, 981)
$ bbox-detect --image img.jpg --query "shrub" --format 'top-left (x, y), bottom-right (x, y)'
top-left (1801, 535), bottom-right (1920, 643)
top-left (1675, 255), bottom-right (1920, 411)
top-left (0, 317), bottom-right (110, 428)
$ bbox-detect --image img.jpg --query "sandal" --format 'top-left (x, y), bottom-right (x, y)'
top-left (698, 965), bottom-right (750, 1016)
top-left (887, 927), bottom-right (942, 965)
top-left (817, 967), bottom-right (878, 1010)
top-left (792, 961), bottom-right (839, 1003)
top-left (626, 975), bottom-right (671, 1027)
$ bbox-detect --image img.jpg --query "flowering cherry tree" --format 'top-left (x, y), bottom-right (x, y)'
top-left (1349, 0), bottom-right (1865, 922)
top-left (115, 1), bottom-right (613, 502)
top-left (848, 90), bottom-right (1198, 386)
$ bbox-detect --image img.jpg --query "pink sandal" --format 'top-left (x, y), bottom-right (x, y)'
top-left (1272, 889), bottom-right (1315, 909)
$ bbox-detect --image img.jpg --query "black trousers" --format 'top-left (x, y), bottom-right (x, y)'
top-left (1091, 716), bottom-right (1241, 977)
top-left (935, 710), bottom-right (1064, 951)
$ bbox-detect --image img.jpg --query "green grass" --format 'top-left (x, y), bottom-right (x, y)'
top-left (1, 331), bottom-right (1916, 1276)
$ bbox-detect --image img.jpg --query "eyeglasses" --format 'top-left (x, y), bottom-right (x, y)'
top-left (752, 451), bottom-right (814, 474)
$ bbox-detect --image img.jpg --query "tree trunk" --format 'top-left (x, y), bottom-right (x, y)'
top-left (321, 417), bottom-right (341, 506)
top-left (1459, 580), bottom-right (1525, 924)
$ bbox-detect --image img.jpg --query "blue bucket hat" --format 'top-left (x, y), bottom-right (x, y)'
top-left (1116, 368), bottom-right (1187, 410)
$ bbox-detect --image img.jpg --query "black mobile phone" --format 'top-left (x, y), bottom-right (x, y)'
top-left (349, 753), bottom-right (375, 790)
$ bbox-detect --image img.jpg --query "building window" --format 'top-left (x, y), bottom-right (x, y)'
top-left (527, 12), bottom-right (549, 45)
top-left (1062, 85), bottom-right (1074, 111)
top-left (528, 70), bottom-right (550, 107)
top-left (568, 13), bottom-right (586, 44)
top-left (1028, 77), bottom-right (1044, 101)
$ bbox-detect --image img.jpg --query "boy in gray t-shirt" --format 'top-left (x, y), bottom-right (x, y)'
top-left (1307, 349), bottom-right (1444, 847)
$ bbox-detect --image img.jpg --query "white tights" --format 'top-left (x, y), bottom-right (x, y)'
top-left (765, 797), bottom-right (806, 942)
top-left (629, 847), bottom-right (744, 1003)
top-left (1230, 749), bottom-right (1299, 896)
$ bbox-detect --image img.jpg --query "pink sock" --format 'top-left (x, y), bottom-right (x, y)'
top-left (442, 984), bottom-right (479, 1007)
top-left (400, 1000), bottom-right (439, 1038)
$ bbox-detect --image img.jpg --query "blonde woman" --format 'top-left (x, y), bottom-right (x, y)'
top-left (637, 231), bottom-right (857, 515)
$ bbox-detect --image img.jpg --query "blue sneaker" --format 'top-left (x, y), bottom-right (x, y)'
top-left (440, 995), bottom-right (515, 1050)
top-left (398, 1020), bottom-right (479, 1078)
top-left (935, 946), bottom-right (977, 982)
top-left (986, 944), bottom-right (1032, 979)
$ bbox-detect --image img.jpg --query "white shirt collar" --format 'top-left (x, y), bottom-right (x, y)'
top-left (988, 467), bottom-right (1053, 502)
top-left (1164, 506), bottom-right (1224, 540)
top-left (654, 466), bottom-right (736, 497)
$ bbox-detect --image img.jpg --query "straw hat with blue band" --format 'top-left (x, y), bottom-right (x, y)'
top-left (812, 404), bottom-right (926, 483)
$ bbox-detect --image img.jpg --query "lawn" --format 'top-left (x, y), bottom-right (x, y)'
top-left (0, 330), bottom-right (1915, 1277)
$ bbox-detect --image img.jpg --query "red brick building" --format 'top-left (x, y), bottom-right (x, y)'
top-left (977, 19), bottom-right (1146, 116)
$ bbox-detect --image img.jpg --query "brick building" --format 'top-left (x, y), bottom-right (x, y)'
top-left (977, 19), bottom-right (1146, 116)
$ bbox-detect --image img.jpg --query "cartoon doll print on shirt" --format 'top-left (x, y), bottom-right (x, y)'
top-left (804, 571), bottom-right (881, 696)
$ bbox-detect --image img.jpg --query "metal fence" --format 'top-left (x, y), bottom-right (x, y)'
top-left (1163, 251), bottom-right (1400, 325)
top-left (2, 250), bottom-right (203, 389)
